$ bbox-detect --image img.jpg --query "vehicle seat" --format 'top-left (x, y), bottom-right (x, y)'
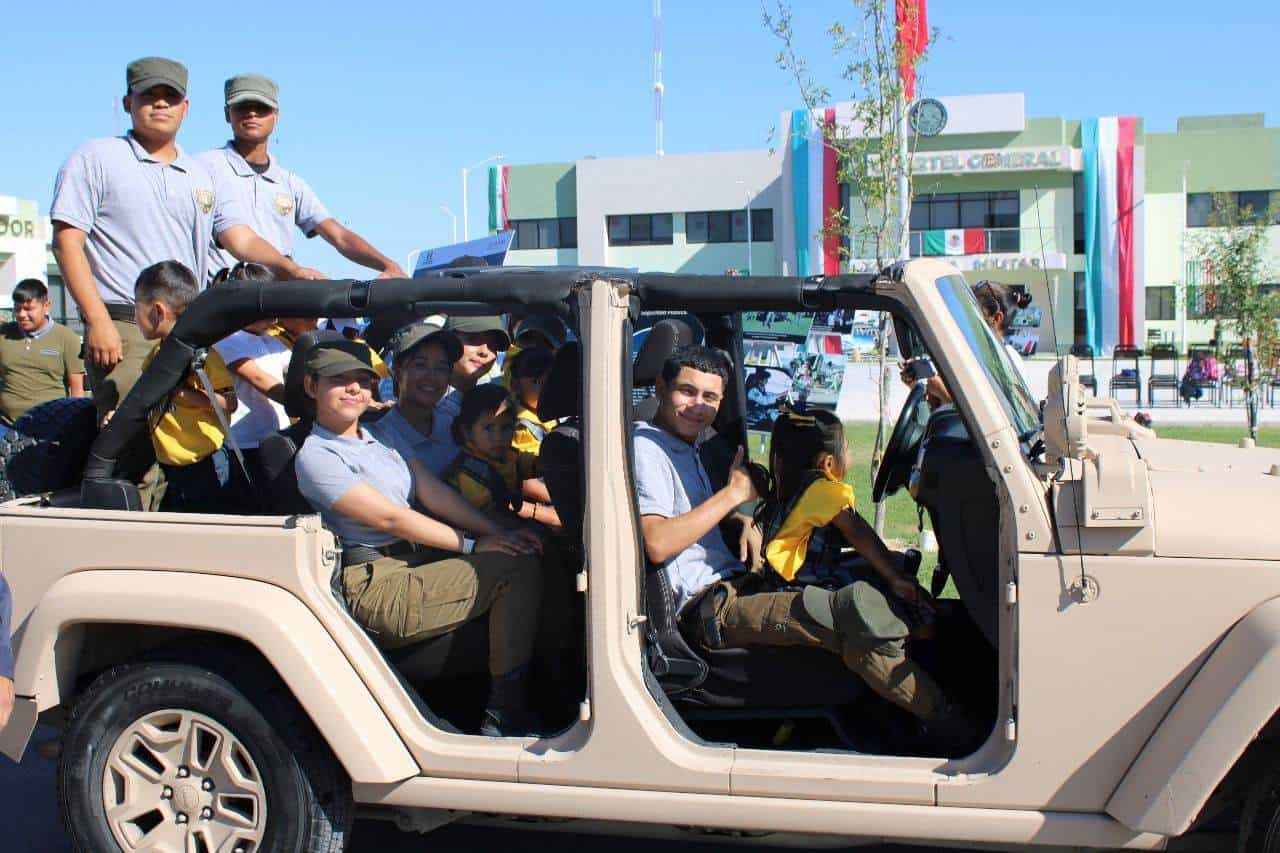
top-left (256, 329), bottom-right (346, 515)
top-left (644, 566), bottom-right (865, 709)
top-left (912, 407), bottom-right (999, 648)
top-left (633, 318), bottom-right (695, 422)
top-left (538, 342), bottom-right (583, 544)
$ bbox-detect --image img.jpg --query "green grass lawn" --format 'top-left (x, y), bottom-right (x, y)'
top-left (750, 422), bottom-right (1280, 595)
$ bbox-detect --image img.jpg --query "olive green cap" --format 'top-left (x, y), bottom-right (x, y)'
top-left (444, 315), bottom-right (510, 351)
top-left (224, 73), bottom-right (280, 110)
top-left (126, 57), bottom-right (188, 97)
top-left (388, 321), bottom-right (462, 363)
top-left (305, 340), bottom-right (378, 378)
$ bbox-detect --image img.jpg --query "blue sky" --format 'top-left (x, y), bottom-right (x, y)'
top-left (2, 1), bottom-right (1275, 278)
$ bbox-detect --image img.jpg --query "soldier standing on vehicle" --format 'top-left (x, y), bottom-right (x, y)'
top-left (50, 57), bottom-right (324, 421)
top-left (0, 279), bottom-right (86, 426)
top-left (200, 74), bottom-right (407, 279)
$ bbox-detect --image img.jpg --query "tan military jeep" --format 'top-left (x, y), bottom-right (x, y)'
top-left (2, 259), bottom-right (1279, 852)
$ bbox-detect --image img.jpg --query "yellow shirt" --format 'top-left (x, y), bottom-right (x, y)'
top-left (764, 472), bottom-right (857, 581)
top-left (267, 324), bottom-right (389, 378)
top-left (500, 344), bottom-right (521, 389)
top-left (447, 447), bottom-right (540, 515)
top-left (511, 402), bottom-right (557, 455)
top-left (144, 344), bottom-right (236, 467)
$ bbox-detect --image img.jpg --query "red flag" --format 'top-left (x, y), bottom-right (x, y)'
top-left (895, 0), bottom-right (928, 101)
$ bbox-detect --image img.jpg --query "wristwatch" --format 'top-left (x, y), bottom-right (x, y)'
top-left (461, 536), bottom-right (477, 555)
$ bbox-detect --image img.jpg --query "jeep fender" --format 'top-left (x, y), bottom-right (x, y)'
top-left (1108, 595), bottom-right (1280, 835)
top-left (11, 569), bottom-right (419, 785)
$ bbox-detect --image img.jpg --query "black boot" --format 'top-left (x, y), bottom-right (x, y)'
top-left (479, 665), bottom-right (541, 737)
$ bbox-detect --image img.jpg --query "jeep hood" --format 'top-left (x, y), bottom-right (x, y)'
top-left (1135, 437), bottom-right (1280, 561)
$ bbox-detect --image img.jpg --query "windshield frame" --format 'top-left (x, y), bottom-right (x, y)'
top-left (935, 274), bottom-right (1041, 439)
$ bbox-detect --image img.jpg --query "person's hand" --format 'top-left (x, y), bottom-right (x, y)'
top-left (293, 267), bottom-right (327, 281)
top-left (898, 361), bottom-right (915, 388)
top-left (736, 513), bottom-right (764, 569)
top-left (924, 375), bottom-right (952, 408)
top-left (365, 399), bottom-right (392, 412)
top-left (377, 263), bottom-right (408, 279)
top-left (475, 530), bottom-right (541, 556)
top-left (0, 676), bottom-right (14, 730)
top-left (100, 409), bottom-right (116, 429)
top-left (86, 321), bottom-right (123, 370)
top-left (726, 446), bottom-right (759, 505)
top-left (889, 576), bottom-right (935, 616)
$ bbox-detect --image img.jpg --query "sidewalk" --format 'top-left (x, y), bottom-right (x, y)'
top-left (835, 358), bottom-right (1280, 427)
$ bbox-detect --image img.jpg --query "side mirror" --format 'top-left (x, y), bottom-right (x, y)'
top-left (1044, 355), bottom-right (1089, 466)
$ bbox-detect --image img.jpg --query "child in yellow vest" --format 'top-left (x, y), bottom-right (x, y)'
top-left (445, 384), bottom-right (560, 530)
top-left (133, 261), bottom-right (238, 513)
top-left (508, 346), bottom-right (558, 454)
top-left (756, 408), bottom-right (929, 612)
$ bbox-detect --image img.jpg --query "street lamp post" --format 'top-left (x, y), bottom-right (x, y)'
top-left (461, 154), bottom-right (504, 241)
top-left (439, 204), bottom-right (458, 244)
top-left (736, 180), bottom-right (753, 276)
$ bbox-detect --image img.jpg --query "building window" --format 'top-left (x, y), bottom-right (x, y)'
top-left (607, 213), bottom-right (674, 246)
top-left (1146, 285), bottom-right (1175, 321)
top-left (909, 191), bottom-right (1020, 254)
top-left (1073, 172), bottom-right (1085, 255)
top-left (510, 217), bottom-right (576, 249)
top-left (1187, 190), bottom-right (1278, 227)
top-left (686, 209), bottom-right (774, 244)
top-left (1073, 272), bottom-right (1088, 347)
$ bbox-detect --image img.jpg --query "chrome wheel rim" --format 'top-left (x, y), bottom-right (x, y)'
top-left (102, 708), bottom-right (267, 852)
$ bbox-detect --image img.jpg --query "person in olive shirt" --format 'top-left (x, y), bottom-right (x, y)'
top-left (0, 279), bottom-right (86, 425)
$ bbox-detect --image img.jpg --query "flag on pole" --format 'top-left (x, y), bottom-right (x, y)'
top-left (895, 0), bottom-right (928, 101)
top-left (1082, 116), bottom-right (1140, 352)
top-left (487, 165), bottom-right (511, 233)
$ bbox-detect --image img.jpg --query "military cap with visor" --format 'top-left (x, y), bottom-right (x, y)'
top-left (126, 57), bottom-right (188, 98)
top-left (224, 74), bottom-right (280, 110)
top-left (443, 315), bottom-right (510, 351)
top-left (305, 340), bottom-right (379, 379)
top-left (388, 320), bottom-right (463, 363)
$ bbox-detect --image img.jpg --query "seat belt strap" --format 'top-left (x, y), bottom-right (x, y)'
top-left (191, 348), bottom-right (253, 488)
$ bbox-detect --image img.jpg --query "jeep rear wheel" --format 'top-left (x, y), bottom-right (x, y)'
top-left (59, 661), bottom-right (353, 853)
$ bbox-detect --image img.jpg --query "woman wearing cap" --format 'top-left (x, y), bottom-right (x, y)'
top-left (294, 339), bottom-right (546, 737)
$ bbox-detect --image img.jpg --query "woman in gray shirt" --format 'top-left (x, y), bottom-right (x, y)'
top-left (295, 339), bottom-right (544, 737)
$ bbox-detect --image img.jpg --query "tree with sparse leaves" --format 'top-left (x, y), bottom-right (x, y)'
top-left (764, 0), bottom-right (931, 534)
top-left (1193, 194), bottom-right (1280, 439)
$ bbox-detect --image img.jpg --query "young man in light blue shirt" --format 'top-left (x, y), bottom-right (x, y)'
top-left (200, 75), bottom-right (406, 279)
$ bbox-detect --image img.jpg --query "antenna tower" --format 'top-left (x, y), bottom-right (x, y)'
top-left (653, 0), bottom-right (664, 156)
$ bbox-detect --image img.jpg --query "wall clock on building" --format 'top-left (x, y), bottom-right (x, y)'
top-left (909, 98), bottom-right (948, 137)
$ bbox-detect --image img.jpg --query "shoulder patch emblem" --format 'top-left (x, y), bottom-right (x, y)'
top-left (274, 192), bottom-right (294, 217)
top-left (194, 189), bottom-right (215, 215)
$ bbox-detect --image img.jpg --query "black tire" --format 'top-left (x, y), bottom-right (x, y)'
top-left (0, 397), bottom-right (97, 501)
top-left (1241, 761), bottom-right (1280, 852)
top-left (58, 659), bottom-right (353, 853)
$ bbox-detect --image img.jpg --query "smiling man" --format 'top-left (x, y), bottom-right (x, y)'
top-left (200, 74), bottom-right (407, 279)
top-left (51, 57), bottom-right (323, 419)
top-left (633, 346), bottom-right (967, 742)
top-left (0, 279), bottom-right (85, 425)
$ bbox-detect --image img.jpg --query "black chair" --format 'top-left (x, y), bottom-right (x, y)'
top-left (1147, 344), bottom-right (1180, 407)
top-left (632, 319), bottom-right (695, 420)
top-left (1222, 346), bottom-right (1251, 408)
top-left (1109, 345), bottom-right (1143, 404)
top-left (1069, 344), bottom-right (1098, 396)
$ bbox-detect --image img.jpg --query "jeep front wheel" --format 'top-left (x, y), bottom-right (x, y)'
top-left (59, 660), bottom-right (353, 852)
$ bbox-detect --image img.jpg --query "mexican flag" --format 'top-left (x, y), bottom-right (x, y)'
top-left (923, 228), bottom-right (985, 256)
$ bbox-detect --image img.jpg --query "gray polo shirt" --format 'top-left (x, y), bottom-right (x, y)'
top-left (432, 387), bottom-right (463, 449)
top-left (366, 404), bottom-right (460, 478)
top-left (633, 420), bottom-right (744, 612)
top-left (199, 143), bottom-right (332, 273)
top-left (295, 423), bottom-right (413, 547)
top-left (51, 133), bottom-right (243, 304)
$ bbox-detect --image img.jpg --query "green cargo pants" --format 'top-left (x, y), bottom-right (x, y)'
top-left (686, 572), bottom-right (944, 720)
top-left (342, 548), bottom-right (542, 677)
top-left (84, 318), bottom-right (152, 421)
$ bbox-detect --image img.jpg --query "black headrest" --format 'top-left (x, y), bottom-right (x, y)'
top-left (633, 319), bottom-right (694, 387)
top-left (537, 341), bottom-right (580, 421)
top-left (283, 329), bottom-right (348, 419)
